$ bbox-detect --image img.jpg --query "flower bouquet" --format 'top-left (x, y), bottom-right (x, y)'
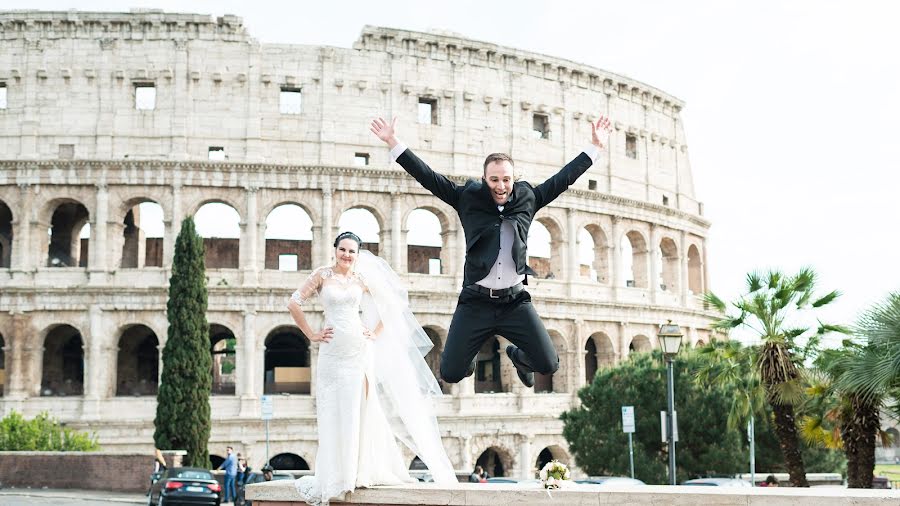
top-left (539, 460), bottom-right (570, 490)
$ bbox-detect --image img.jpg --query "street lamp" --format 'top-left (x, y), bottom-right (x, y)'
top-left (658, 320), bottom-right (683, 485)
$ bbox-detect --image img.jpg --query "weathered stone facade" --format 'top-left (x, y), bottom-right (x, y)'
top-left (0, 10), bottom-right (716, 478)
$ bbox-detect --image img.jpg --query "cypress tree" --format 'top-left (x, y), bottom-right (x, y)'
top-left (154, 217), bottom-right (211, 467)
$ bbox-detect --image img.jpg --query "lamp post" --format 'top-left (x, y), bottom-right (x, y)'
top-left (658, 320), bottom-right (683, 485)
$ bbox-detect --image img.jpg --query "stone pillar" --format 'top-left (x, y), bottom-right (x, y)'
top-left (618, 321), bottom-right (629, 364)
top-left (459, 434), bottom-right (472, 471)
top-left (566, 208), bottom-right (578, 296)
top-left (318, 188), bottom-right (334, 268)
top-left (572, 319), bottom-right (586, 396)
top-left (649, 223), bottom-right (659, 304)
top-left (6, 312), bottom-right (31, 398)
top-left (517, 434), bottom-right (534, 479)
top-left (86, 305), bottom-right (105, 399)
top-left (88, 184), bottom-right (109, 277)
top-left (242, 186), bottom-right (259, 286)
top-left (170, 40), bottom-right (190, 160)
top-left (391, 193), bottom-right (403, 271)
top-left (610, 216), bottom-right (622, 301)
top-left (701, 240), bottom-right (709, 294)
top-left (163, 182), bottom-right (183, 268)
top-left (11, 184), bottom-right (34, 271)
top-left (679, 231), bottom-right (689, 304)
top-left (240, 310), bottom-right (257, 398)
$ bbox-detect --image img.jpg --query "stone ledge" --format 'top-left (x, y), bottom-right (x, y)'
top-left (246, 481), bottom-right (900, 506)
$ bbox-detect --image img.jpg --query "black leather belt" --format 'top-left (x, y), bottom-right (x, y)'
top-left (465, 282), bottom-right (524, 299)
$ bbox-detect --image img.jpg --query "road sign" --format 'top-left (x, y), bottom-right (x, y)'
top-left (621, 406), bottom-right (635, 433)
top-left (261, 395), bottom-right (274, 421)
top-left (660, 411), bottom-right (679, 442)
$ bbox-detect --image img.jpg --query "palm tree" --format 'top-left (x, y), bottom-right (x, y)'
top-left (705, 268), bottom-right (846, 487)
top-left (803, 346), bottom-right (884, 488)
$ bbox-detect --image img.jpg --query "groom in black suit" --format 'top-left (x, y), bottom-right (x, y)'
top-left (371, 115), bottom-right (610, 387)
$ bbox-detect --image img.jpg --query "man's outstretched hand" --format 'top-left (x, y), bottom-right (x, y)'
top-left (370, 117), bottom-right (399, 149)
top-left (590, 115), bottom-right (612, 149)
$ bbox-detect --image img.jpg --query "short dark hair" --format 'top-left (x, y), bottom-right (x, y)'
top-left (483, 153), bottom-right (514, 174)
top-left (333, 231), bottom-right (362, 248)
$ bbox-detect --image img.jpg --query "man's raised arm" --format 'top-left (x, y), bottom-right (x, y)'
top-left (370, 117), bottom-right (460, 208)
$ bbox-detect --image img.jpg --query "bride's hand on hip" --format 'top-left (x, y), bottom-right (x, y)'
top-left (363, 327), bottom-right (377, 341)
top-left (310, 327), bottom-right (334, 343)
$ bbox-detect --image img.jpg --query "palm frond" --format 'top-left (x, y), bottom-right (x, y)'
top-left (770, 379), bottom-right (805, 405)
top-left (703, 291), bottom-right (727, 313)
top-left (811, 290), bottom-right (841, 308)
top-left (747, 271), bottom-right (763, 292)
top-left (766, 270), bottom-right (781, 290)
top-left (792, 267), bottom-right (816, 293)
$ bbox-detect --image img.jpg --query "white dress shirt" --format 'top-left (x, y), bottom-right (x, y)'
top-left (390, 142), bottom-right (603, 289)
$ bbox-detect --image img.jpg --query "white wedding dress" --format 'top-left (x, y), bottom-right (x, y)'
top-left (290, 252), bottom-right (456, 505)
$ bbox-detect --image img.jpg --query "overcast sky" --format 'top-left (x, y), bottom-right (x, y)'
top-left (15, 0), bottom-right (900, 339)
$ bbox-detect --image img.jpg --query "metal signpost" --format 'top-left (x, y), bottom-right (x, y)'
top-left (621, 406), bottom-right (635, 479)
top-left (261, 395), bottom-right (274, 465)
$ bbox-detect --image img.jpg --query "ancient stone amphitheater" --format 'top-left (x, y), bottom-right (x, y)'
top-left (0, 10), bottom-right (714, 477)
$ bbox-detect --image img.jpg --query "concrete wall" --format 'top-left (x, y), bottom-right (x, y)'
top-left (0, 452), bottom-right (152, 492)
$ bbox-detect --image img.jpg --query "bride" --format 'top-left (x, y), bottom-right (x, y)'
top-left (287, 231), bottom-right (456, 505)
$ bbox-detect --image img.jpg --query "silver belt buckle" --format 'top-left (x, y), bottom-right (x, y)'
top-left (489, 287), bottom-right (500, 299)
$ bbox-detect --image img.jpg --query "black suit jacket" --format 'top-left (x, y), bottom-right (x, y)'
top-left (396, 148), bottom-right (594, 287)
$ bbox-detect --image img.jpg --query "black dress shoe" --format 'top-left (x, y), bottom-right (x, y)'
top-left (506, 345), bottom-right (535, 388)
top-left (465, 356), bottom-right (477, 378)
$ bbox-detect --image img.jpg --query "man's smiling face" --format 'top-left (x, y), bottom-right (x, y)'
top-left (483, 160), bottom-right (514, 205)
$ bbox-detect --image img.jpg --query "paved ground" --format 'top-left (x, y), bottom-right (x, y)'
top-left (0, 489), bottom-right (147, 505)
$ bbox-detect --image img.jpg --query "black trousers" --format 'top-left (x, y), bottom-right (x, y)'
top-left (439, 287), bottom-right (559, 383)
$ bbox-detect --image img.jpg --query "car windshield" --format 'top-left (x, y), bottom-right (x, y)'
top-left (172, 470), bottom-right (213, 480)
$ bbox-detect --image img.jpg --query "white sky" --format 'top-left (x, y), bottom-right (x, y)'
top-left (19, 0), bottom-right (900, 333)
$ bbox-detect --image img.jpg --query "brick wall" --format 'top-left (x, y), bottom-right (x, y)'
top-left (0, 452), bottom-right (152, 492)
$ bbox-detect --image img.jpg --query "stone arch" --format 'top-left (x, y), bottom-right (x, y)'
top-left (41, 324), bottom-right (85, 396)
top-left (264, 204), bottom-right (314, 271)
top-left (658, 236), bottom-right (678, 292)
top-left (409, 456), bottom-right (428, 471)
top-left (210, 323), bottom-right (238, 396)
top-left (195, 202), bottom-right (241, 269)
top-left (422, 326), bottom-right (448, 394)
top-left (405, 207), bottom-right (446, 275)
top-left (535, 330), bottom-right (567, 393)
top-left (116, 324), bottom-right (159, 396)
top-left (621, 230), bottom-right (648, 288)
top-left (475, 336), bottom-right (503, 394)
top-left (886, 427), bottom-right (900, 448)
top-left (696, 339), bottom-right (706, 347)
top-left (688, 244), bottom-right (702, 294)
top-left (588, 332), bottom-right (616, 370)
top-left (210, 454), bottom-right (225, 469)
top-left (264, 326), bottom-right (310, 395)
top-left (260, 199), bottom-right (319, 226)
top-left (475, 445), bottom-right (515, 478)
top-left (535, 444), bottom-right (571, 477)
top-left (269, 452), bottom-right (310, 471)
top-left (629, 334), bottom-right (652, 354)
top-left (338, 206), bottom-right (384, 257)
top-left (528, 216), bottom-right (564, 279)
top-left (0, 200), bottom-right (12, 268)
top-left (120, 199), bottom-right (165, 268)
top-left (584, 336), bottom-right (598, 385)
top-left (580, 223), bottom-right (610, 283)
top-left (46, 200), bottom-right (90, 267)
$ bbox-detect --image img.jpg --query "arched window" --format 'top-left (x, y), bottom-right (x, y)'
top-left (474, 337), bottom-right (502, 394)
top-left (407, 209), bottom-right (443, 274)
top-left (121, 201), bottom-right (165, 268)
top-left (210, 324), bottom-right (237, 395)
top-left (338, 208), bottom-right (382, 257)
top-left (47, 202), bottom-right (90, 267)
top-left (264, 327), bottom-right (310, 395)
top-left (196, 203), bottom-right (241, 269)
top-left (116, 325), bottom-right (159, 396)
top-left (0, 200), bottom-right (12, 268)
top-left (41, 325), bottom-right (84, 396)
top-left (265, 204), bottom-right (313, 271)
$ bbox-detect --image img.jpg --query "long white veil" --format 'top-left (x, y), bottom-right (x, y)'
top-left (355, 250), bottom-right (456, 484)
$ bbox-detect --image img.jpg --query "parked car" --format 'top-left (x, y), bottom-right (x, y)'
top-left (681, 477), bottom-right (751, 487)
top-left (485, 477), bottom-right (519, 484)
top-left (148, 467), bottom-right (222, 506)
top-left (575, 476), bottom-right (646, 487)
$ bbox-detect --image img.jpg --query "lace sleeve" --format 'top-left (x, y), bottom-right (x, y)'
top-left (288, 268), bottom-right (327, 307)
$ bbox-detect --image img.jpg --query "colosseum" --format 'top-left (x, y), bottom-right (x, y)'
top-left (0, 9), bottom-right (715, 477)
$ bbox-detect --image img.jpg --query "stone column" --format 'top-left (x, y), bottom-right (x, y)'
top-left (610, 216), bottom-right (622, 301)
top-left (86, 305), bottom-right (104, 399)
top-left (318, 188), bottom-right (334, 267)
top-left (163, 182), bottom-right (183, 268)
top-left (391, 192), bottom-right (403, 271)
top-left (11, 184), bottom-right (34, 272)
top-left (6, 312), bottom-right (31, 398)
top-left (242, 186), bottom-right (260, 286)
top-left (679, 231), bottom-right (689, 304)
top-left (517, 434), bottom-right (534, 479)
top-left (618, 321), bottom-right (629, 364)
top-left (240, 310), bottom-right (257, 398)
top-left (88, 184), bottom-right (109, 278)
top-left (649, 224), bottom-right (659, 304)
top-left (572, 319), bottom-right (586, 396)
top-left (566, 208), bottom-right (578, 296)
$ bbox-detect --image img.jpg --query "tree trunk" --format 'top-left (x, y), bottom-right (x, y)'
top-left (771, 402), bottom-right (809, 487)
top-left (844, 395), bottom-right (879, 488)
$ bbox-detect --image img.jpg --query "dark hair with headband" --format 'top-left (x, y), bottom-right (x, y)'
top-left (333, 231), bottom-right (362, 248)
